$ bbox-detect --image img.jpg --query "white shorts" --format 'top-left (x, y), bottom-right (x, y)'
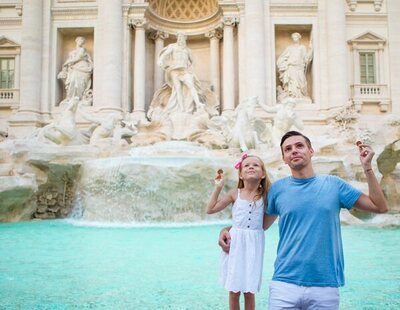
top-left (268, 280), bottom-right (340, 310)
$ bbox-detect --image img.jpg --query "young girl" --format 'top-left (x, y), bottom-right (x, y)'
top-left (206, 153), bottom-right (271, 310)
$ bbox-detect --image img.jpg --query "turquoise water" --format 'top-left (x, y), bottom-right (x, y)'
top-left (0, 221), bottom-right (399, 310)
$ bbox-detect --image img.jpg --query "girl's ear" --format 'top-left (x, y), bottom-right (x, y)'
top-left (261, 176), bottom-right (266, 179)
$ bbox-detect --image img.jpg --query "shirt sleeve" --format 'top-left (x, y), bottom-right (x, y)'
top-left (335, 176), bottom-right (362, 209)
top-left (266, 184), bottom-right (278, 215)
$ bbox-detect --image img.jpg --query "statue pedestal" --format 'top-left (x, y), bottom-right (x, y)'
top-left (293, 97), bottom-right (312, 105)
top-left (170, 112), bottom-right (192, 140)
top-left (278, 97), bottom-right (312, 105)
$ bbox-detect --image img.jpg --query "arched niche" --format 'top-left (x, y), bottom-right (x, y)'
top-left (55, 28), bottom-right (94, 106)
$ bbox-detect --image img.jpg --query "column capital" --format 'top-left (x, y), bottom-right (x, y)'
top-left (15, 4), bottom-right (22, 16)
top-left (346, 0), bottom-right (357, 12)
top-left (221, 16), bottom-right (239, 27)
top-left (205, 28), bottom-right (223, 40)
top-left (374, 0), bottom-right (383, 12)
top-left (129, 17), bottom-right (147, 29)
top-left (149, 30), bottom-right (169, 41)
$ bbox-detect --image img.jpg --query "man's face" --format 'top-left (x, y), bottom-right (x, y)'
top-left (281, 135), bottom-right (314, 171)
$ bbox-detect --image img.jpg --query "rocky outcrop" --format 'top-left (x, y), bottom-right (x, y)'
top-left (0, 140), bottom-right (98, 222)
top-left (377, 139), bottom-right (400, 212)
top-left (0, 175), bottom-right (37, 222)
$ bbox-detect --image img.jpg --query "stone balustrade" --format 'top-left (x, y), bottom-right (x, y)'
top-left (351, 84), bottom-right (389, 112)
top-left (351, 84), bottom-right (387, 98)
top-left (0, 89), bottom-right (19, 106)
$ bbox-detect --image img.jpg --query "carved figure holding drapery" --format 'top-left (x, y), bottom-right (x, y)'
top-left (58, 36), bottom-right (93, 105)
top-left (276, 32), bottom-right (313, 100)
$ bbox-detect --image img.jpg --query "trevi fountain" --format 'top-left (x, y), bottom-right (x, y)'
top-left (0, 31), bottom-right (398, 226)
top-left (0, 1), bottom-right (399, 308)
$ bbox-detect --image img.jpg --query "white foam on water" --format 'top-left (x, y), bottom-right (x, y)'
top-left (63, 218), bottom-right (231, 228)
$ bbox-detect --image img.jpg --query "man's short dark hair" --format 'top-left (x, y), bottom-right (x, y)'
top-left (280, 131), bottom-right (312, 151)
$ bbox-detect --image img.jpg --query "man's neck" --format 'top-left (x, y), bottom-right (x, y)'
top-left (291, 166), bottom-right (315, 179)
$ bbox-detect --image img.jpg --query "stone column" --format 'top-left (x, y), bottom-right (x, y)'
top-left (387, 0), bottom-right (400, 113)
top-left (96, 0), bottom-right (123, 112)
top-left (326, 0), bottom-right (348, 109)
top-left (17, 0), bottom-right (43, 115)
top-left (222, 17), bottom-right (238, 113)
top-left (150, 31), bottom-right (169, 93)
top-left (317, 0), bottom-right (329, 108)
top-left (352, 44), bottom-right (360, 84)
top-left (263, 0), bottom-right (273, 105)
top-left (244, 0), bottom-right (266, 105)
top-left (131, 18), bottom-right (147, 119)
top-left (14, 53), bottom-right (20, 89)
top-left (378, 43), bottom-right (384, 84)
top-left (205, 29), bottom-right (222, 100)
top-left (40, 0), bottom-right (52, 117)
top-left (351, 43), bottom-right (361, 111)
top-left (8, 0), bottom-right (43, 136)
top-left (122, 7), bottom-right (132, 113)
top-left (237, 11), bottom-right (246, 103)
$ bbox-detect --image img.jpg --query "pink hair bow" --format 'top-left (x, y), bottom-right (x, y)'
top-left (234, 153), bottom-right (248, 169)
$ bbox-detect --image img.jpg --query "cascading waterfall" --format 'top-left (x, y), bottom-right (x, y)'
top-left (73, 142), bottom-right (235, 223)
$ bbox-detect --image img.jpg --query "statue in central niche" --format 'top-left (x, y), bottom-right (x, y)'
top-left (154, 32), bottom-right (204, 114)
top-left (276, 32), bottom-right (313, 101)
top-left (145, 32), bottom-right (219, 141)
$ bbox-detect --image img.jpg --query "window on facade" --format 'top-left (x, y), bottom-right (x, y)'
top-left (360, 52), bottom-right (375, 84)
top-left (0, 58), bottom-right (15, 89)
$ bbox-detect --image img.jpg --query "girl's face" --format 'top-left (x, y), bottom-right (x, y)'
top-left (239, 156), bottom-right (265, 181)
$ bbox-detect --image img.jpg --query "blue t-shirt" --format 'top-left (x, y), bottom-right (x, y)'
top-left (267, 175), bottom-right (361, 287)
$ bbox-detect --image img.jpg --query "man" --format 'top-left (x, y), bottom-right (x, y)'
top-left (157, 32), bottom-right (203, 114)
top-left (219, 131), bottom-right (387, 309)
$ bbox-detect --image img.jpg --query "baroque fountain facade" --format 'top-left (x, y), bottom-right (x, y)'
top-left (0, 0), bottom-right (399, 224)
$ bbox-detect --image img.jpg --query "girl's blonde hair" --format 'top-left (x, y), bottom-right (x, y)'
top-left (237, 155), bottom-right (271, 208)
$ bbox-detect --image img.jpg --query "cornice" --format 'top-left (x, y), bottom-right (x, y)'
top-left (144, 8), bottom-right (224, 37)
top-left (270, 2), bottom-right (318, 14)
top-left (51, 6), bottom-right (98, 20)
top-left (57, 0), bottom-right (96, 2)
top-left (0, 17), bottom-right (21, 26)
top-left (346, 12), bottom-right (387, 23)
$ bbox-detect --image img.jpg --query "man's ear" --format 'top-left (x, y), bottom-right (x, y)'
top-left (310, 147), bottom-right (315, 156)
top-left (282, 153), bottom-right (289, 164)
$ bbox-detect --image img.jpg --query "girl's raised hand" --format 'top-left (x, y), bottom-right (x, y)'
top-left (214, 169), bottom-right (224, 188)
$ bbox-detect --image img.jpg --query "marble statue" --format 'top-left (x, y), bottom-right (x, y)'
top-left (260, 97), bottom-right (304, 146)
top-left (228, 96), bottom-right (268, 151)
top-left (78, 108), bottom-right (138, 146)
top-left (276, 32), bottom-right (313, 100)
top-left (156, 32), bottom-right (204, 114)
top-left (112, 121), bottom-right (139, 146)
top-left (57, 36), bottom-right (93, 105)
top-left (146, 33), bottom-right (219, 141)
top-left (33, 97), bottom-right (87, 145)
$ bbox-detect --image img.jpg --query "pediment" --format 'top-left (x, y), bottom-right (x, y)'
top-left (348, 31), bottom-right (386, 44)
top-left (0, 36), bottom-right (20, 48)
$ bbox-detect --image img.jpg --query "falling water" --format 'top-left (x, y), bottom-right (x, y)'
top-left (72, 142), bottom-right (235, 223)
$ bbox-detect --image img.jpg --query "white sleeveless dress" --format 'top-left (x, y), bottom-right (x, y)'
top-left (219, 189), bottom-right (265, 293)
